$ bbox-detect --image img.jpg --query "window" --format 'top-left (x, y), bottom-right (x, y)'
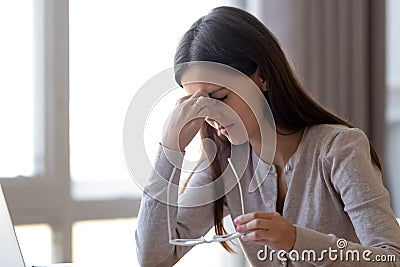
top-left (2, 0), bottom-right (248, 266)
top-left (69, 0), bottom-right (246, 265)
top-left (69, 0), bottom-right (241, 198)
top-left (0, 1), bottom-right (35, 178)
top-left (72, 218), bottom-right (138, 265)
top-left (15, 224), bottom-right (52, 265)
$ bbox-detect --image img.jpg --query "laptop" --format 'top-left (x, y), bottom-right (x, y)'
top-left (0, 184), bottom-right (73, 267)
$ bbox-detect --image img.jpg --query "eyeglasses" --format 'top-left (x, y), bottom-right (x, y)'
top-left (167, 158), bottom-right (245, 246)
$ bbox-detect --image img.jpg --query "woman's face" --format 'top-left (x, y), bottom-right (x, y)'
top-left (182, 72), bottom-right (266, 145)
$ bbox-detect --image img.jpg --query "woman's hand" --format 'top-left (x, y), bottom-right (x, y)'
top-left (234, 212), bottom-right (296, 251)
top-left (161, 89), bottom-right (216, 152)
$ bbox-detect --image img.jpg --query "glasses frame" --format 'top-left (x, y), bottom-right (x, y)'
top-left (167, 158), bottom-right (245, 246)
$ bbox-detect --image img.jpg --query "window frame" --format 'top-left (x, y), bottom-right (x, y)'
top-left (0, 0), bottom-right (140, 262)
top-left (1, 0), bottom-right (247, 265)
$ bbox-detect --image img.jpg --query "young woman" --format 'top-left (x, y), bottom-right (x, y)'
top-left (135, 6), bottom-right (400, 266)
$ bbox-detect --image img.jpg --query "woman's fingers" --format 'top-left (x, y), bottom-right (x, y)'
top-left (234, 212), bottom-right (296, 251)
top-left (175, 91), bottom-right (216, 119)
top-left (162, 90), bottom-right (216, 151)
top-left (234, 212), bottom-right (277, 234)
top-left (193, 95), bottom-right (216, 108)
top-left (235, 212), bottom-right (279, 224)
top-left (177, 89), bottom-right (208, 105)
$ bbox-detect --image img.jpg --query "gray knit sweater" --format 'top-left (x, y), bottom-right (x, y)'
top-left (136, 124), bottom-right (400, 266)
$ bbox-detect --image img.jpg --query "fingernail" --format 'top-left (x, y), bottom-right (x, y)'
top-left (234, 218), bottom-right (239, 224)
top-left (241, 235), bottom-right (246, 241)
top-left (236, 226), bottom-right (242, 232)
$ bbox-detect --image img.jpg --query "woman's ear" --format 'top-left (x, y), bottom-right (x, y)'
top-left (259, 73), bottom-right (268, 92)
top-left (253, 67), bottom-right (268, 92)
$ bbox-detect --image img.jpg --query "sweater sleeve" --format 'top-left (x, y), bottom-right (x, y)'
top-left (135, 144), bottom-right (227, 267)
top-left (292, 128), bottom-right (400, 266)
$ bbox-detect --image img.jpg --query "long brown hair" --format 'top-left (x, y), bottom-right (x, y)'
top-left (174, 6), bottom-right (381, 252)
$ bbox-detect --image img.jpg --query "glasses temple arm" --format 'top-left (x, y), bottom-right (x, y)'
top-left (167, 166), bottom-right (177, 242)
top-left (168, 158), bottom-right (244, 244)
top-left (227, 158), bottom-right (245, 215)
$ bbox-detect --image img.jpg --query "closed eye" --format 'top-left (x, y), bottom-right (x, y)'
top-left (214, 95), bottom-right (227, 101)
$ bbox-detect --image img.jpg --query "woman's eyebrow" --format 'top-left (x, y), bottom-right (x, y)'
top-left (209, 87), bottom-right (226, 96)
